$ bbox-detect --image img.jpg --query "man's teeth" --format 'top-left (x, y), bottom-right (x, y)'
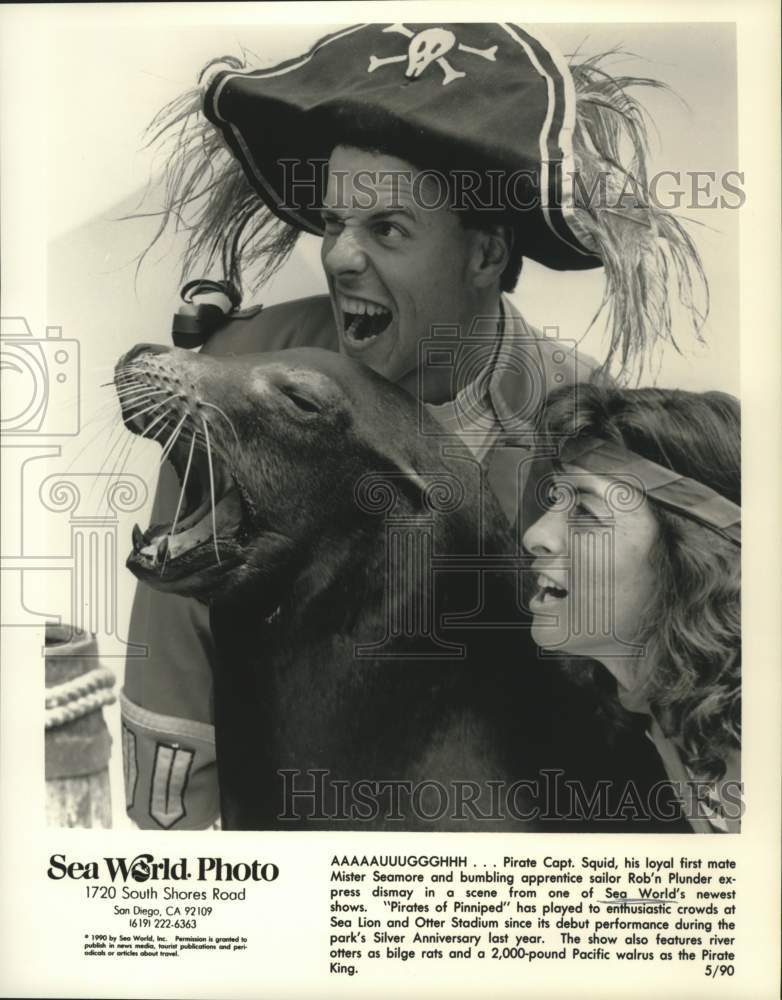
top-left (340, 297), bottom-right (393, 342)
top-left (338, 294), bottom-right (388, 316)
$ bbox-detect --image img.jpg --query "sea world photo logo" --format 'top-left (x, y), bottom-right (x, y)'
top-left (46, 853), bottom-right (279, 883)
top-left (47, 853), bottom-right (192, 882)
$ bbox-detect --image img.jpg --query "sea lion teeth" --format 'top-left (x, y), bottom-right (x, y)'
top-left (132, 523), bottom-right (145, 553)
top-left (176, 494), bottom-right (212, 533)
top-left (162, 489), bottom-right (245, 561)
top-left (155, 535), bottom-right (169, 564)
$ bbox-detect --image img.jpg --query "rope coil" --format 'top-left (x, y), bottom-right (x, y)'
top-left (45, 666), bottom-right (116, 729)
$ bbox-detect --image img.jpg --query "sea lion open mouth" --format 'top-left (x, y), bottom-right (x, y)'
top-left (114, 343), bottom-right (363, 601)
top-left (128, 444), bottom-right (245, 578)
top-left (115, 344), bottom-right (252, 590)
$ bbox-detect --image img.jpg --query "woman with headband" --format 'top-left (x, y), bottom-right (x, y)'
top-left (523, 385), bottom-right (741, 833)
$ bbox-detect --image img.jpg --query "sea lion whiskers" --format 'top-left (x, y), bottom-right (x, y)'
top-left (116, 345), bottom-right (253, 586)
top-left (109, 367), bottom-right (146, 388)
top-left (201, 415), bottom-right (222, 566)
top-left (65, 403), bottom-right (134, 475)
top-left (162, 431), bottom-right (197, 576)
top-left (138, 404), bottom-right (177, 442)
top-left (111, 365), bottom-right (155, 395)
top-left (100, 377), bottom-right (133, 390)
top-left (120, 345), bottom-right (365, 594)
top-left (114, 385), bottom-right (166, 405)
top-left (98, 431), bottom-right (137, 514)
top-left (124, 392), bottom-right (178, 425)
top-left (87, 380), bottom-right (147, 429)
top-left (147, 412), bottom-right (180, 446)
top-left (112, 379), bottom-right (152, 396)
top-left (97, 384), bottom-right (179, 497)
top-left (112, 364), bottom-right (150, 383)
top-left (88, 418), bottom-right (135, 507)
top-left (158, 411), bottom-right (189, 466)
top-left (111, 380), bottom-right (165, 412)
top-left (199, 400), bottom-right (240, 447)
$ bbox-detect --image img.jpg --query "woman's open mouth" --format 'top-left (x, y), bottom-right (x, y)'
top-left (529, 572), bottom-right (569, 610)
top-left (337, 293), bottom-right (393, 348)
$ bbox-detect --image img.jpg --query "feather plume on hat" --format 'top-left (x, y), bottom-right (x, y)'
top-left (134, 38), bottom-right (708, 382)
top-left (566, 53), bottom-right (708, 381)
top-left (137, 56), bottom-right (299, 295)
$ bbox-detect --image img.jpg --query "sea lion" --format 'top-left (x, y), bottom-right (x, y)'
top-left (115, 344), bottom-right (660, 831)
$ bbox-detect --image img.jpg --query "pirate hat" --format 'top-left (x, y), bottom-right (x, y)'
top-left (145, 25), bottom-right (708, 379)
top-left (203, 23), bottom-right (601, 272)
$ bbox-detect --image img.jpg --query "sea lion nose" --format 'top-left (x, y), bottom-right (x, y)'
top-left (117, 342), bottom-right (169, 371)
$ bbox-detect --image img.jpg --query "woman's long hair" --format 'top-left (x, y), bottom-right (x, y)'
top-left (540, 384), bottom-right (740, 782)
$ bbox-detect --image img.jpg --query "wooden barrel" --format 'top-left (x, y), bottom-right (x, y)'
top-left (44, 624), bottom-right (115, 827)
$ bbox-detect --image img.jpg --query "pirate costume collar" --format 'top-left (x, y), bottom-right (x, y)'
top-left (425, 298), bottom-right (508, 459)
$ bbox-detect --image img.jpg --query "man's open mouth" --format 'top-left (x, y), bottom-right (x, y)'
top-left (128, 431), bottom-right (249, 578)
top-left (338, 293), bottom-right (393, 344)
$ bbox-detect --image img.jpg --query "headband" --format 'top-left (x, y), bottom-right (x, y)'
top-left (561, 437), bottom-right (741, 546)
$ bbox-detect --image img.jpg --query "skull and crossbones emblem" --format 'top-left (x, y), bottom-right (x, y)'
top-left (368, 24), bottom-right (498, 86)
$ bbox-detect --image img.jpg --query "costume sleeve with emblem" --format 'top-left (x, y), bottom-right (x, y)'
top-left (121, 295), bottom-right (337, 828)
top-left (121, 461), bottom-right (220, 829)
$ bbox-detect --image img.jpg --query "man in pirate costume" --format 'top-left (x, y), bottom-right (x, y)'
top-left (121, 23), bottom-right (706, 829)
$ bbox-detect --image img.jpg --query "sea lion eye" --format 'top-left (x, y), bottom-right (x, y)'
top-left (278, 384), bottom-right (321, 414)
